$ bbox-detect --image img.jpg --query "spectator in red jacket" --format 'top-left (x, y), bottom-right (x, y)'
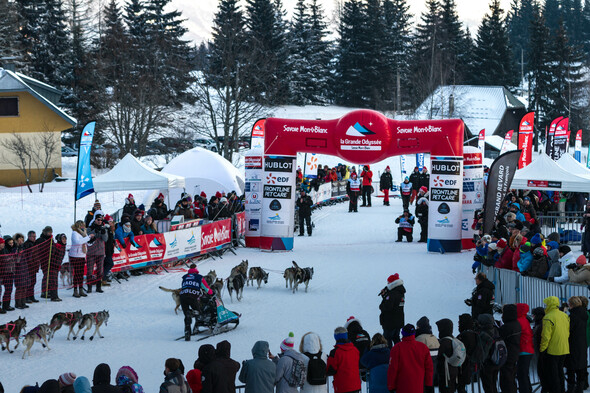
top-left (388, 324), bottom-right (434, 393)
top-left (326, 326), bottom-right (361, 393)
top-left (516, 303), bottom-right (534, 393)
top-left (360, 166), bottom-right (373, 207)
top-left (495, 238), bottom-right (513, 270)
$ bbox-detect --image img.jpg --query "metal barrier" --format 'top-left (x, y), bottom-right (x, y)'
top-left (519, 275), bottom-right (564, 309)
top-left (537, 211), bottom-right (585, 245)
top-left (155, 219), bottom-right (171, 233)
top-left (497, 268), bottom-right (520, 304)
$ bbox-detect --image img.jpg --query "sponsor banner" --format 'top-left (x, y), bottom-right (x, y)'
top-left (310, 183), bottom-right (332, 204)
top-left (170, 219), bottom-right (205, 231)
top-left (518, 112), bottom-right (535, 168)
top-left (261, 155), bottom-right (296, 243)
top-left (245, 156), bottom-right (263, 169)
top-left (304, 154), bottom-right (318, 178)
top-left (251, 119), bottom-right (265, 150)
top-left (201, 219), bottom-right (232, 252)
top-left (552, 118), bottom-right (569, 160)
top-left (545, 116), bottom-right (563, 157)
top-left (339, 122), bottom-right (383, 151)
top-left (429, 156), bottom-right (463, 240)
top-left (500, 130), bottom-right (514, 155)
top-left (478, 129), bottom-right (485, 155)
top-left (75, 122), bottom-right (96, 200)
top-left (483, 150), bottom-right (521, 235)
top-left (245, 151), bottom-right (264, 241)
top-left (416, 153), bottom-right (425, 171)
top-left (526, 180), bottom-right (562, 188)
top-left (574, 130), bottom-right (582, 162)
top-left (587, 145), bottom-right (590, 169)
top-left (163, 226), bottom-right (202, 260)
top-left (236, 212), bottom-right (246, 236)
top-left (462, 147), bottom-right (484, 250)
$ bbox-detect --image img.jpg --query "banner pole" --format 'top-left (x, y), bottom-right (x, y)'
top-left (303, 153), bottom-right (307, 178)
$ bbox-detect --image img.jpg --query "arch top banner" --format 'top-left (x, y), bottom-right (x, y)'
top-left (264, 109), bottom-right (464, 164)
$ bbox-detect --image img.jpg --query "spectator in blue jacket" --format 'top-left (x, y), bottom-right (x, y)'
top-left (517, 242), bottom-right (533, 273)
top-left (510, 203), bottom-right (526, 222)
top-left (360, 333), bottom-right (389, 393)
top-left (115, 215), bottom-right (140, 249)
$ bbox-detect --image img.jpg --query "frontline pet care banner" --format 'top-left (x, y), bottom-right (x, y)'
top-left (483, 150), bottom-right (522, 236)
top-left (462, 147), bottom-right (484, 250)
top-left (518, 112), bottom-right (534, 168)
top-left (429, 156), bottom-right (464, 247)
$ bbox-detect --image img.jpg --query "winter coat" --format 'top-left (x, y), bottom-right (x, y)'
top-left (379, 279), bottom-right (406, 329)
top-left (360, 169), bottom-right (373, 186)
top-left (116, 375), bottom-right (144, 393)
top-left (239, 341), bottom-right (276, 393)
top-left (346, 320), bottom-right (371, 364)
top-left (300, 333), bottom-right (328, 393)
top-left (555, 252), bottom-right (576, 283)
top-left (186, 369), bottom-right (202, 393)
top-left (517, 251), bottom-right (533, 273)
top-left (92, 363), bottom-right (121, 393)
top-left (296, 195), bottom-right (313, 218)
top-left (499, 304), bottom-right (521, 365)
top-left (69, 230), bottom-right (91, 258)
top-left (528, 254), bottom-right (548, 279)
top-left (436, 319), bottom-right (459, 389)
top-left (496, 247), bottom-right (514, 270)
top-left (457, 314), bottom-right (478, 385)
top-left (87, 223), bottom-right (108, 257)
top-left (388, 335), bottom-right (434, 393)
top-left (379, 172), bottom-right (393, 190)
top-left (159, 370), bottom-right (189, 393)
top-left (409, 171), bottom-right (420, 190)
top-left (566, 305), bottom-right (588, 371)
top-left (361, 344), bottom-right (389, 392)
top-left (140, 222), bottom-right (157, 235)
top-left (470, 278), bottom-right (495, 319)
top-left (400, 181), bottom-right (412, 196)
top-left (540, 296), bottom-right (570, 355)
top-left (174, 204), bottom-right (195, 220)
top-left (418, 172), bottom-right (430, 189)
top-left (275, 349), bottom-right (307, 393)
top-left (122, 201), bottom-right (137, 217)
top-left (476, 314), bottom-right (500, 369)
top-left (149, 199), bottom-right (169, 220)
top-left (395, 215), bottom-right (415, 229)
top-left (516, 303), bottom-right (534, 355)
top-left (130, 218), bottom-right (143, 236)
top-left (567, 264), bottom-right (590, 285)
top-left (347, 178), bottom-right (361, 193)
top-left (326, 342), bottom-right (361, 393)
top-left (114, 224), bottom-right (136, 249)
top-left (201, 340), bottom-right (240, 393)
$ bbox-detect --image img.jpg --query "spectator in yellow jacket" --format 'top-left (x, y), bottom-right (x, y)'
top-left (540, 296), bottom-right (570, 393)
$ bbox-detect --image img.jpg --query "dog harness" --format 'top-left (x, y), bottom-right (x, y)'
top-left (3, 323), bottom-right (15, 337)
top-left (30, 326), bottom-right (42, 339)
top-left (64, 312), bottom-right (78, 325)
top-left (302, 268), bottom-right (312, 281)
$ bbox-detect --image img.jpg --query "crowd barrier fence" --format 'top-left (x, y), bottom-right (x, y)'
top-left (537, 211), bottom-right (586, 245)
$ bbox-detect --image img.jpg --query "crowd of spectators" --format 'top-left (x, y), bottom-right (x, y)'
top-left (472, 189), bottom-right (590, 284)
top-left (0, 192), bottom-right (245, 311)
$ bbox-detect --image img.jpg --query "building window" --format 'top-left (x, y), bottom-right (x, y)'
top-left (0, 97), bottom-right (19, 116)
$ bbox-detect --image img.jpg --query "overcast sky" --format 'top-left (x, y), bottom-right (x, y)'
top-left (171, 0), bottom-right (512, 44)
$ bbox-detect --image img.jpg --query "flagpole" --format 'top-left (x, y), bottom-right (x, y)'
top-left (303, 153), bottom-right (307, 178)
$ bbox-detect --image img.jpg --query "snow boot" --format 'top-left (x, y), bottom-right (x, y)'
top-left (87, 284), bottom-right (92, 294)
top-left (96, 281), bottom-right (103, 293)
top-left (101, 279), bottom-right (111, 287)
top-left (80, 287), bottom-right (88, 297)
top-left (3, 302), bottom-right (14, 312)
top-left (73, 287), bottom-right (80, 298)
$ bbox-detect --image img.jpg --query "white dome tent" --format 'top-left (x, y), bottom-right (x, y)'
top-left (556, 153), bottom-right (590, 179)
top-left (511, 153), bottom-right (590, 192)
top-left (144, 147), bottom-right (245, 205)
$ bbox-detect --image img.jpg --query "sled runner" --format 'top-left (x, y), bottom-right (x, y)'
top-left (176, 296), bottom-right (240, 341)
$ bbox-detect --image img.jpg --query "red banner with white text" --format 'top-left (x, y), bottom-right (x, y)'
top-left (518, 112), bottom-right (535, 168)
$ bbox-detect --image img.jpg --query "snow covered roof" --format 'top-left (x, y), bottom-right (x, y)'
top-left (414, 85), bottom-right (526, 137)
top-left (485, 135), bottom-right (517, 152)
top-left (94, 153), bottom-right (185, 193)
top-left (0, 68), bottom-right (76, 126)
top-left (512, 153), bottom-right (590, 192)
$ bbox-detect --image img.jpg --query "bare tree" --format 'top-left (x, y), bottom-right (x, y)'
top-left (188, 72), bottom-right (268, 162)
top-left (32, 131), bottom-right (59, 192)
top-left (1, 133), bottom-right (35, 192)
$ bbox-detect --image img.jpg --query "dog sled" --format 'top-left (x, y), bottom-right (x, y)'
top-left (176, 295), bottom-right (240, 341)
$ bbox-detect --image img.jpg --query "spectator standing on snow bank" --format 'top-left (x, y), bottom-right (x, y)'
top-left (435, 318), bottom-right (459, 393)
top-left (69, 221), bottom-right (93, 299)
top-left (239, 341), bottom-right (276, 393)
top-left (360, 334), bottom-right (389, 393)
top-left (400, 177), bottom-right (412, 210)
top-left (379, 273), bottom-right (406, 346)
top-left (347, 173), bottom-right (361, 213)
top-left (23, 230), bottom-right (38, 304)
top-left (360, 166), bottom-right (373, 207)
top-left (195, 344), bottom-right (216, 393)
top-left (123, 194), bottom-right (137, 217)
top-left (299, 332), bottom-right (328, 393)
top-left (387, 324), bottom-right (434, 393)
top-left (205, 340), bottom-right (240, 393)
top-left (464, 272), bottom-right (495, 320)
top-left (476, 314), bottom-right (500, 393)
top-left (456, 314), bottom-right (478, 393)
top-left (297, 190), bottom-right (313, 237)
top-left (540, 296), bottom-right (570, 393)
top-left (86, 213), bottom-right (108, 294)
top-left (103, 215), bottom-right (115, 286)
top-left (160, 358), bottom-right (190, 393)
top-left (379, 166), bottom-right (393, 206)
top-left (326, 326), bottom-right (361, 393)
top-left (395, 210), bottom-right (415, 243)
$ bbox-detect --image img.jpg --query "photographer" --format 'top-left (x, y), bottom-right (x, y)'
top-left (395, 210), bottom-right (415, 243)
top-left (464, 272), bottom-right (495, 320)
top-left (379, 274), bottom-right (406, 347)
top-left (87, 213), bottom-right (109, 294)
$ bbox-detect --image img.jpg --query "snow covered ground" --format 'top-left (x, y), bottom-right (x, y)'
top-left (3, 197), bottom-right (476, 391)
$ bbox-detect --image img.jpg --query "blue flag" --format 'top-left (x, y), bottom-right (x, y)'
top-left (75, 122), bottom-right (96, 200)
top-left (416, 153), bottom-right (425, 171)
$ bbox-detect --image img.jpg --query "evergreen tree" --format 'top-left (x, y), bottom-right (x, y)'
top-left (543, 0), bottom-right (562, 32)
top-left (507, 0), bottom-right (535, 71)
top-left (360, 0), bottom-right (389, 109)
top-left (471, 0), bottom-right (517, 86)
top-left (306, 0), bottom-right (332, 103)
top-left (287, 0), bottom-right (314, 105)
top-left (527, 4), bottom-right (552, 128)
top-left (438, 0), bottom-right (470, 84)
top-left (99, 0), bottom-right (128, 89)
top-left (582, 0), bottom-right (590, 54)
top-left (566, 0), bottom-right (585, 47)
top-left (0, 0), bottom-right (26, 70)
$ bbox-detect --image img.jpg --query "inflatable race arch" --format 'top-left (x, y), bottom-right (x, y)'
top-left (244, 109), bottom-right (465, 253)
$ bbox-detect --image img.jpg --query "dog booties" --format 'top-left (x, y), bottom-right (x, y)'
top-left (116, 366), bottom-right (139, 384)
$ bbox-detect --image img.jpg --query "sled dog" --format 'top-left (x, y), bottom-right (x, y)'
top-left (49, 310), bottom-right (83, 340)
top-left (21, 324), bottom-right (52, 359)
top-left (227, 273), bottom-right (245, 302)
top-left (0, 317), bottom-right (27, 353)
top-left (212, 278), bottom-right (224, 300)
top-left (60, 262), bottom-right (73, 287)
top-left (231, 260), bottom-right (249, 278)
top-left (248, 267), bottom-right (269, 289)
top-left (74, 311), bottom-right (109, 341)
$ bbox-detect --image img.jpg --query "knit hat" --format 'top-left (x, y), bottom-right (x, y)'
top-left (530, 233), bottom-right (542, 245)
top-left (334, 327), bottom-right (348, 343)
top-left (134, 209), bottom-right (144, 216)
top-left (533, 247), bottom-right (545, 257)
top-left (401, 324), bottom-right (416, 337)
top-left (546, 241), bottom-right (559, 250)
top-left (387, 273), bottom-right (400, 284)
top-left (128, 193), bottom-right (134, 199)
top-left (0, 238), bottom-right (4, 245)
top-left (422, 166), bottom-right (428, 172)
top-left (280, 332), bottom-right (295, 352)
top-left (220, 197), bottom-right (228, 203)
top-left (200, 191), bottom-right (207, 198)
top-left (58, 373), bottom-right (77, 386)
top-left (576, 255), bottom-right (587, 266)
top-left (93, 200), bottom-right (101, 209)
top-left (520, 242), bottom-right (531, 253)
top-left (419, 186), bottom-right (428, 193)
top-left (104, 214), bottom-right (113, 222)
top-left (482, 235), bottom-right (492, 243)
top-left (488, 243), bottom-right (498, 251)
top-left (116, 366), bottom-right (138, 384)
top-left (215, 191), bottom-right (222, 198)
top-left (158, 193), bottom-right (165, 200)
top-left (385, 166), bottom-right (390, 171)
top-left (344, 316), bottom-right (360, 329)
top-left (496, 238), bottom-right (507, 249)
top-left (404, 176), bottom-right (409, 181)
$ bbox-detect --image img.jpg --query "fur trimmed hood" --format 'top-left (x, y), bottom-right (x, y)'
top-left (387, 279), bottom-right (404, 291)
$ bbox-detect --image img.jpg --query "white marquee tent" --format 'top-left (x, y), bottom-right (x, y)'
top-left (556, 153), bottom-right (590, 179)
top-left (93, 153), bottom-right (185, 193)
top-left (144, 147), bottom-right (245, 204)
top-left (511, 153), bottom-right (590, 192)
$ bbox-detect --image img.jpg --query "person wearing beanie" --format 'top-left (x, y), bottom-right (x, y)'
top-left (551, 245), bottom-right (576, 283)
top-left (149, 193), bottom-right (169, 220)
top-left (562, 255), bottom-right (590, 286)
top-left (517, 242), bottom-right (534, 274)
top-left (115, 366), bottom-right (144, 393)
top-left (114, 215), bottom-right (140, 251)
top-left (327, 327), bottom-right (361, 393)
top-left (456, 314), bottom-right (478, 393)
top-left (415, 316), bottom-right (440, 386)
top-left (122, 194), bottom-right (137, 217)
top-left (379, 166), bottom-right (393, 206)
top-left (435, 319), bottom-right (459, 393)
top-left (58, 373), bottom-right (76, 393)
top-left (92, 363), bottom-right (120, 393)
top-left (360, 333), bottom-right (389, 393)
top-left (515, 304), bottom-right (534, 393)
top-left (400, 175), bottom-right (412, 210)
top-left (540, 296), bottom-right (570, 393)
top-left (238, 341), bottom-right (276, 393)
top-left (419, 166), bottom-right (430, 191)
top-left (344, 316), bottom-right (371, 371)
top-left (274, 332), bottom-right (307, 393)
top-left (191, 344), bottom-right (215, 392)
top-left (498, 304), bottom-right (521, 393)
top-left (409, 167), bottom-right (420, 205)
top-left (179, 265), bottom-right (213, 341)
top-left (379, 273), bottom-right (406, 346)
top-left (388, 323), bottom-right (434, 393)
top-left (395, 210), bottom-right (415, 243)
top-left (85, 200), bottom-right (102, 227)
top-left (73, 377), bottom-right (91, 393)
top-left (346, 172), bottom-right (361, 212)
top-left (528, 246), bottom-right (549, 279)
top-left (185, 368), bottom-right (202, 393)
top-left (465, 272), bottom-right (495, 320)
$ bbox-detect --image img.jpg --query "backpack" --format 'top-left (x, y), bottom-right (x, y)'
top-left (286, 355), bottom-right (307, 388)
top-left (442, 337), bottom-right (466, 367)
top-left (305, 352), bottom-right (327, 385)
top-left (489, 337), bottom-right (508, 367)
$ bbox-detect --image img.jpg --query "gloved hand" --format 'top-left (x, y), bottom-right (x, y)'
top-left (464, 299), bottom-right (472, 306)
